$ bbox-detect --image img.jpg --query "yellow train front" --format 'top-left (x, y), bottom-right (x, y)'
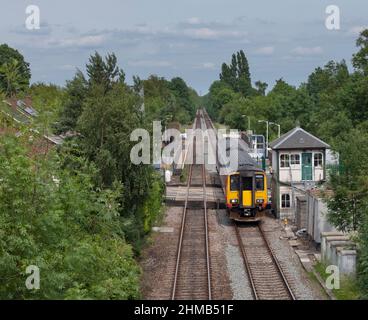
top-left (225, 169), bottom-right (268, 221)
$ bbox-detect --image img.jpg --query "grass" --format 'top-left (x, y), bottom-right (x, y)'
top-left (306, 269), bottom-right (330, 300)
top-left (314, 261), bottom-right (360, 300)
top-left (214, 122), bottom-right (228, 130)
top-left (180, 165), bottom-right (189, 183)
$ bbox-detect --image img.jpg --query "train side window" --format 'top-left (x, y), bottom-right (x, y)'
top-left (243, 177), bottom-right (253, 191)
top-left (281, 194), bottom-right (291, 208)
top-left (255, 175), bottom-right (264, 190)
top-left (230, 175), bottom-right (239, 191)
top-left (280, 154), bottom-right (290, 167)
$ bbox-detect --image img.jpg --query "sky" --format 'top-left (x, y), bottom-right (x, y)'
top-left (1, 0), bottom-right (367, 94)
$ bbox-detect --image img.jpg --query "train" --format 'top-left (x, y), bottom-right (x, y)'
top-left (201, 109), bottom-right (268, 222)
top-left (218, 135), bottom-right (268, 222)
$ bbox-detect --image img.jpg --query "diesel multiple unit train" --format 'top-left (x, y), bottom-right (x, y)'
top-left (218, 137), bottom-right (268, 222)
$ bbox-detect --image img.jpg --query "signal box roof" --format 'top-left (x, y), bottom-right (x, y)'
top-left (269, 126), bottom-right (330, 150)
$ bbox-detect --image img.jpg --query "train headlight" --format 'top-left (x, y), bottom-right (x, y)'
top-left (230, 199), bottom-right (238, 204)
top-left (256, 199), bottom-right (264, 204)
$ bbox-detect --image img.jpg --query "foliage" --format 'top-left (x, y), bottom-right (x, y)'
top-left (0, 44), bottom-right (31, 95)
top-left (0, 59), bottom-right (26, 97)
top-left (0, 133), bottom-right (140, 299)
top-left (55, 71), bottom-right (88, 134)
top-left (86, 52), bottom-right (125, 92)
top-left (219, 50), bottom-right (252, 97)
top-left (28, 83), bottom-right (65, 135)
top-left (353, 29), bottom-right (368, 75)
top-left (314, 262), bottom-right (360, 300)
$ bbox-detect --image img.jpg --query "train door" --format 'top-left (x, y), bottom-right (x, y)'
top-left (242, 176), bottom-right (253, 207)
top-left (302, 153), bottom-right (313, 181)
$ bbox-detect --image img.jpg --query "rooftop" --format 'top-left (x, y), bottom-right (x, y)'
top-left (269, 126), bottom-right (330, 150)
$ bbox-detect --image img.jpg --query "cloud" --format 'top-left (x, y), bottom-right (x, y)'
top-left (291, 46), bottom-right (323, 56)
top-left (187, 17), bottom-right (201, 25)
top-left (58, 64), bottom-right (77, 71)
top-left (128, 60), bottom-right (172, 68)
top-left (182, 27), bottom-right (247, 40)
top-left (10, 21), bottom-right (53, 36)
top-left (254, 46), bottom-right (275, 55)
top-left (202, 62), bottom-right (215, 69)
top-left (35, 33), bottom-right (108, 49)
top-left (347, 25), bottom-right (368, 36)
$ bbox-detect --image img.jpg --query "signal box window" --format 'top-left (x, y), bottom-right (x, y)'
top-left (230, 175), bottom-right (239, 191)
top-left (281, 194), bottom-right (291, 208)
top-left (314, 153), bottom-right (323, 167)
top-left (290, 154), bottom-right (300, 165)
top-left (280, 154), bottom-right (290, 167)
top-left (255, 175), bottom-right (264, 190)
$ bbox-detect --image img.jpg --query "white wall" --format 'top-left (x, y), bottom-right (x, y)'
top-left (276, 149), bottom-right (325, 183)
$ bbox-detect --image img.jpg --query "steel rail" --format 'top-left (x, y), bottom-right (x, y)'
top-left (234, 224), bottom-right (258, 300)
top-left (258, 223), bottom-right (296, 300)
top-left (171, 112), bottom-right (212, 300)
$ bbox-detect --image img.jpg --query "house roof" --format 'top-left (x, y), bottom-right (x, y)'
top-left (269, 126), bottom-right (330, 150)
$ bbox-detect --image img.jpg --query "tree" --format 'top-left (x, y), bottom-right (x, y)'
top-left (0, 59), bottom-right (25, 97)
top-left (86, 52), bottom-right (125, 92)
top-left (56, 70), bottom-right (88, 133)
top-left (219, 50), bottom-right (252, 96)
top-left (0, 44), bottom-right (31, 94)
top-left (327, 128), bottom-right (368, 231)
top-left (255, 81), bottom-right (268, 96)
top-left (0, 133), bottom-right (140, 299)
top-left (236, 50), bottom-right (252, 96)
top-left (353, 29), bottom-right (368, 75)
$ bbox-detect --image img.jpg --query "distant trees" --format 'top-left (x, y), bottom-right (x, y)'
top-left (0, 44), bottom-right (31, 96)
top-left (135, 75), bottom-right (199, 125)
top-left (353, 29), bottom-right (368, 75)
top-left (219, 50), bottom-right (252, 97)
top-left (86, 52), bottom-right (125, 91)
top-left (56, 71), bottom-right (87, 133)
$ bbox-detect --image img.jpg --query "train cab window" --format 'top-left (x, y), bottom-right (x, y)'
top-left (280, 154), bottom-right (290, 167)
top-left (281, 194), bottom-right (291, 208)
top-left (243, 177), bottom-right (253, 191)
top-left (255, 175), bottom-right (264, 190)
top-left (230, 175), bottom-right (240, 191)
top-left (314, 153), bottom-right (323, 167)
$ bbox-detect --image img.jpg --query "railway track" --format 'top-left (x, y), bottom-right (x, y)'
top-left (171, 113), bottom-right (212, 300)
top-left (235, 222), bottom-right (296, 300)
top-left (202, 107), bottom-right (295, 300)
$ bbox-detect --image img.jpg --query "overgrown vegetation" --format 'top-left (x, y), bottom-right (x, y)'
top-left (0, 133), bottom-right (141, 299)
top-left (0, 46), bottom-right (198, 299)
top-left (314, 262), bottom-right (360, 300)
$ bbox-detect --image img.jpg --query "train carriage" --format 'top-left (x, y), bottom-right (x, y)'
top-left (218, 136), bottom-right (268, 222)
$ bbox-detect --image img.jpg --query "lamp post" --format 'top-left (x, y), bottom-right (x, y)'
top-left (269, 122), bottom-right (281, 138)
top-left (241, 114), bottom-right (251, 131)
top-left (258, 119), bottom-right (269, 158)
